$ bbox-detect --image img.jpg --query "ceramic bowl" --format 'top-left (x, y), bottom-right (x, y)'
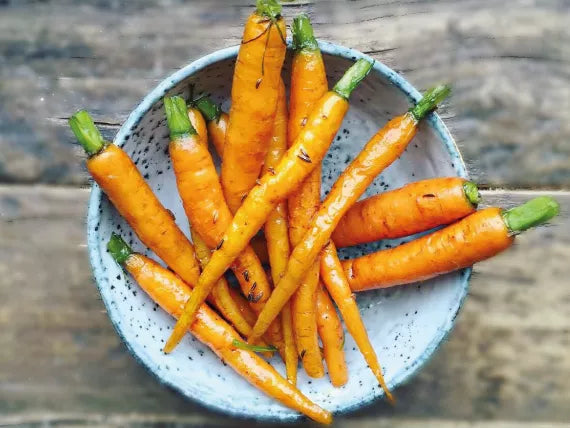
top-left (87, 42), bottom-right (470, 422)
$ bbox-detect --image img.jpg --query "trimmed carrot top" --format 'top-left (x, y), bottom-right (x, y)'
top-left (69, 110), bottom-right (107, 156)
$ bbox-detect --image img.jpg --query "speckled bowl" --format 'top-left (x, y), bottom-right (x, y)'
top-left (87, 42), bottom-right (470, 422)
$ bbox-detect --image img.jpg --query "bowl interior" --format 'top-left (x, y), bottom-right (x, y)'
top-left (88, 44), bottom-right (469, 421)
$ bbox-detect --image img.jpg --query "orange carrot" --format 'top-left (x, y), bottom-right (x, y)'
top-left (69, 110), bottom-right (201, 288)
top-left (165, 59), bottom-right (373, 353)
top-left (315, 285), bottom-right (348, 387)
top-left (262, 79), bottom-right (298, 383)
top-left (221, 0), bottom-right (287, 212)
top-left (187, 106), bottom-right (208, 146)
top-left (164, 96), bottom-right (284, 354)
top-left (195, 97), bottom-right (228, 158)
top-left (107, 234), bottom-right (332, 425)
top-left (343, 197), bottom-right (559, 291)
top-left (228, 287), bottom-right (258, 326)
top-left (333, 177), bottom-right (480, 247)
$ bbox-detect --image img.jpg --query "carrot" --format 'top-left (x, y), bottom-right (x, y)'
top-left (164, 58), bottom-right (374, 353)
top-left (228, 287), bottom-right (258, 326)
top-left (107, 234), bottom-right (332, 425)
top-left (343, 197), bottom-right (559, 291)
top-left (195, 97), bottom-right (228, 158)
top-left (249, 84), bottom-right (451, 343)
top-left (221, 0), bottom-right (287, 212)
top-left (69, 110), bottom-right (201, 288)
top-left (315, 285), bottom-right (348, 387)
top-left (333, 177), bottom-right (480, 247)
top-left (187, 106), bottom-right (208, 146)
top-left (262, 79), bottom-right (298, 383)
top-left (164, 96), bottom-right (284, 354)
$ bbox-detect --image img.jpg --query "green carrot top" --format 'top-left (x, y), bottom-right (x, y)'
top-left (107, 233), bottom-right (134, 265)
top-left (409, 84), bottom-right (451, 121)
top-left (292, 14), bottom-right (319, 52)
top-left (502, 196), bottom-right (559, 234)
top-left (463, 181), bottom-right (481, 207)
top-left (332, 58), bottom-right (374, 100)
top-left (164, 96), bottom-right (197, 140)
top-left (195, 97), bottom-right (222, 123)
top-left (69, 110), bottom-right (108, 157)
top-left (256, 0), bottom-right (281, 20)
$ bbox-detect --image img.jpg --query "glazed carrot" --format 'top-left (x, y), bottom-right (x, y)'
top-left (315, 285), bottom-right (348, 387)
top-left (287, 15), bottom-right (328, 379)
top-left (221, 0), bottom-right (287, 212)
top-left (228, 287), bottom-right (258, 326)
top-left (164, 58), bottom-right (373, 354)
top-left (187, 105), bottom-right (208, 146)
top-left (107, 234), bottom-right (332, 425)
top-left (165, 97), bottom-right (284, 354)
top-left (344, 197), bottom-right (559, 291)
top-left (250, 84), bottom-right (451, 346)
top-left (333, 177), bottom-right (480, 247)
top-left (262, 79), bottom-right (298, 383)
top-left (195, 97), bottom-right (228, 158)
top-left (69, 110), bottom-right (201, 287)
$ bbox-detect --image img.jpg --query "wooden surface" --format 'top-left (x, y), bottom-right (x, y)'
top-left (0, 0), bottom-right (569, 187)
top-left (1, 186), bottom-right (569, 426)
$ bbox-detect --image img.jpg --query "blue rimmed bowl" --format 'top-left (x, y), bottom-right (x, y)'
top-left (87, 41), bottom-right (470, 422)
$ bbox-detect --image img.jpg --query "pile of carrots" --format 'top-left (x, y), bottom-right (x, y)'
top-left (70, 1), bottom-right (559, 424)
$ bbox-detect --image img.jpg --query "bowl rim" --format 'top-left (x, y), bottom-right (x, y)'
top-left (87, 40), bottom-right (471, 422)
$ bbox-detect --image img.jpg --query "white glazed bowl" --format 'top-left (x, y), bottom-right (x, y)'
top-left (87, 42), bottom-right (470, 422)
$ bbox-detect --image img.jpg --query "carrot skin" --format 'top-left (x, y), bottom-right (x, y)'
top-left (332, 177), bottom-right (479, 247)
top-left (187, 107), bottom-right (208, 146)
top-left (221, 11), bottom-right (287, 212)
top-left (208, 112), bottom-right (228, 158)
top-left (343, 207), bottom-right (514, 291)
top-left (120, 252), bottom-right (331, 424)
top-left (315, 285), bottom-right (348, 387)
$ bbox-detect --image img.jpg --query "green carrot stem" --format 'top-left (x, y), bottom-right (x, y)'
top-left (410, 84), bottom-right (451, 121)
top-left (69, 110), bottom-right (107, 156)
top-left (256, 0), bottom-right (281, 20)
top-left (232, 339), bottom-right (277, 353)
top-left (463, 181), bottom-right (481, 207)
top-left (332, 59), bottom-right (374, 100)
top-left (195, 97), bottom-right (222, 122)
top-left (292, 14), bottom-right (318, 52)
top-left (107, 233), bottom-right (133, 265)
top-left (502, 196), bottom-right (560, 234)
top-left (164, 96), bottom-right (196, 139)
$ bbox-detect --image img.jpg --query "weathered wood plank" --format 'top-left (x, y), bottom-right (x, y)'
top-left (0, 1), bottom-right (569, 186)
top-left (0, 186), bottom-right (568, 424)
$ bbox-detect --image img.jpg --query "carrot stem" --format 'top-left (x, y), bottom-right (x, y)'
top-left (107, 233), bottom-right (133, 265)
top-left (256, 0), bottom-right (281, 19)
top-left (195, 97), bottom-right (222, 122)
top-left (69, 110), bottom-right (107, 156)
top-left (332, 59), bottom-right (374, 100)
top-left (409, 84), bottom-right (451, 121)
top-left (463, 181), bottom-right (481, 207)
top-left (164, 96), bottom-right (197, 138)
top-left (291, 14), bottom-right (318, 51)
top-left (502, 196), bottom-right (559, 234)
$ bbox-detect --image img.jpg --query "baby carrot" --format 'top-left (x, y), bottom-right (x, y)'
top-left (344, 196), bottom-right (559, 291)
top-left (165, 58), bottom-right (373, 353)
top-left (250, 84), bottom-right (451, 344)
top-left (165, 96), bottom-right (284, 354)
top-left (287, 14), bottom-right (330, 379)
top-left (107, 234), bottom-right (332, 425)
top-left (333, 177), bottom-right (480, 247)
top-left (187, 105), bottom-right (208, 146)
top-left (69, 111), bottom-right (201, 288)
top-left (262, 79), bottom-right (298, 383)
top-left (195, 97), bottom-right (228, 158)
top-left (221, 0), bottom-right (287, 212)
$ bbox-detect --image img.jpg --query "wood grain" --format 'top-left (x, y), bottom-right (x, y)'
top-left (0, 0), bottom-right (569, 187)
top-left (1, 185), bottom-right (568, 425)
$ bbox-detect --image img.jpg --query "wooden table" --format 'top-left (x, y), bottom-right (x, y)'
top-left (1, 1), bottom-right (569, 426)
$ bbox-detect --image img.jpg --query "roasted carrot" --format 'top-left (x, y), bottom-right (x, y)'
top-left (344, 197), bottom-right (559, 291)
top-left (164, 58), bottom-right (373, 353)
top-left (262, 79), bottom-right (298, 383)
top-left (250, 84), bottom-right (451, 344)
top-left (107, 234), bottom-right (332, 425)
top-left (195, 97), bottom-right (228, 158)
top-left (333, 177), bottom-right (480, 247)
top-left (221, 0), bottom-right (287, 212)
top-left (164, 96), bottom-right (284, 354)
top-left (315, 285), bottom-right (348, 387)
top-left (287, 14), bottom-right (330, 379)
top-left (69, 110), bottom-right (201, 287)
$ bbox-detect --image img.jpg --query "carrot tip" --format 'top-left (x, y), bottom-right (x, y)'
top-left (502, 196), bottom-right (560, 234)
top-left (107, 233), bottom-right (133, 265)
top-left (256, 0), bottom-right (281, 19)
top-left (164, 96), bottom-right (196, 139)
top-left (292, 14), bottom-right (318, 52)
top-left (463, 181), bottom-right (481, 207)
top-left (69, 110), bottom-right (106, 156)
